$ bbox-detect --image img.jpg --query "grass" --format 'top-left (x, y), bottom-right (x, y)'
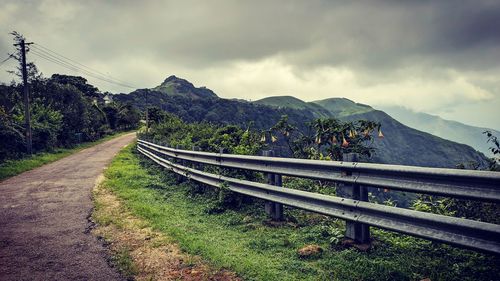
top-left (102, 144), bottom-right (500, 281)
top-left (0, 131), bottom-right (133, 181)
top-left (92, 174), bottom-right (241, 280)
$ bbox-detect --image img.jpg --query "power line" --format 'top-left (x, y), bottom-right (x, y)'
top-left (30, 48), bottom-right (112, 81)
top-left (29, 49), bottom-right (137, 89)
top-left (30, 46), bottom-right (137, 88)
top-left (31, 43), bottom-right (137, 88)
top-left (0, 55), bottom-right (14, 67)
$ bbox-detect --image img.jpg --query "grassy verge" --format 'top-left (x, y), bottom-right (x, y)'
top-left (93, 154), bottom-right (240, 280)
top-left (0, 131), bottom-right (133, 181)
top-left (103, 144), bottom-right (500, 281)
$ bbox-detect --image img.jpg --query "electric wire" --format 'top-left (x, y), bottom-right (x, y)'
top-left (30, 46), bottom-right (136, 88)
top-left (0, 55), bottom-right (14, 67)
top-left (29, 49), bottom-right (136, 89)
top-left (32, 43), bottom-right (137, 88)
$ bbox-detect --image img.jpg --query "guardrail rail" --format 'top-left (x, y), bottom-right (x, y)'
top-left (137, 139), bottom-right (500, 255)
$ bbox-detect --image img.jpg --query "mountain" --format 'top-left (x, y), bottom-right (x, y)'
top-left (152, 75), bottom-right (218, 100)
top-left (255, 96), bottom-right (331, 118)
top-left (313, 98), bottom-right (374, 117)
top-left (341, 110), bottom-right (488, 167)
top-left (113, 75), bottom-right (490, 168)
top-left (377, 106), bottom-right (499, 157)
top-left (257, 96), bottom-right (489, 167)
top-left (113, 80), bottom-right (316, 131)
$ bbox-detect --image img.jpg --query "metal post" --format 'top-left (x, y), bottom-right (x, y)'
top-left (262, 150), bottom-right (284, 221)
top-left (339, 153), bottom-right (370, 243)
top-left (175, 144), bottom-right (184, 181)
top-left (192, 146), bottom-right (201, 170)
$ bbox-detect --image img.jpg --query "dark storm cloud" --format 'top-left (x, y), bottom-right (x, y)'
top-left (0, 0), bottom-right (499, 128)
top-left (2, 0), bottom-right (498, 71)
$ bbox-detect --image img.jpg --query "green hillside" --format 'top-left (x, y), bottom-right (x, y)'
top-left (313, 98), bottom-right (374, 117)
top-left (113, 78), bottom-right (316, 132)
top-left (255, 96), bottom-right (331, 118)
top-left (113, 75), bottom-right (490, 168)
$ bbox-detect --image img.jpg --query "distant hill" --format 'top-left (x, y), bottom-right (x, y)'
top-left (378, 106), bottom-right (499, 157)
top-left (113, 79), bottom-right (315, 131)
top-left (313, 98), bottom-right (373, 117)
top-left (255, 96), bottom-right (331, 118)
top-left (254, 95), bottom-right (489, 167)
top-left (341, 110), bottom-right (488, 167)
top-left (113, 75), bottom-right (490, 168)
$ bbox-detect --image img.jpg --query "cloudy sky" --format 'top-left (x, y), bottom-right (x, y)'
top-left (1, 0), bottom-right (499, 129)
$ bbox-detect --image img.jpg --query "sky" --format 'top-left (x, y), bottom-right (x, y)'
top-left (0, 0), bottom-right (499, 129)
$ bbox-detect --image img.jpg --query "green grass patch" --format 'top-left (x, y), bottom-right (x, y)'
top-left (102, 144), bottom-right (500, 281)
top-left (0, 131), bottom-right (133, 181)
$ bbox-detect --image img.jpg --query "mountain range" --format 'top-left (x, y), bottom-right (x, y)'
top-left (376, 106), bottom-right (499, 157)
top-left (113, 75), bottom-right (492, 168)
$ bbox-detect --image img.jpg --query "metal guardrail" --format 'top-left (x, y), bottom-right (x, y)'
top-left (138, 140), bottom-right (500, 202)
top-left (137, 139), bottom-right (500, 254)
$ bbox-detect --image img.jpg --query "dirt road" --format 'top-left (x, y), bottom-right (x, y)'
top-left (0, 133), bottom-right (136, 281)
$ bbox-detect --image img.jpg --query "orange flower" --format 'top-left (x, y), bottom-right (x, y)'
top-left (342, 136), bottom-right (349, 148)
top-left (271, 135), bottom-right (278, 143)
top-left (315, 136), bottom-right (322, 144)
top-left (378, 129), bottom-right (384, 139)
top-left (332, 135), bottom-right (338, 144)
top-left (260, 135), bottom-right (266, 142)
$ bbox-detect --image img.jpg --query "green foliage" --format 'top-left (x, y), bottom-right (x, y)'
top-left (268, 115), bottom-right (380, 161)
top-left (139, 113), bottom-right (264, 211)
top-left (140, 112), bottom-right (262, 155)
top-left (413, 195), bottom-right (500, 224)
top-left (0, 70), bottom-right (139, 162)
top-left (1, 36), bottom-right (140, 161)
top-left (28, 102), bottom-right (63, 151)
top-left (412, 195), bottom-right (456, 216)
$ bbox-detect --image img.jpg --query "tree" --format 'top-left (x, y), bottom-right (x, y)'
top-left (483, 130), bottom-right (499, 171)
top-left (268, 115), bottom-right (381, 161)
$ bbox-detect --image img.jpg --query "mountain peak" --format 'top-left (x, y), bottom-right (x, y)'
top-left (161, 75), bottom-right (194, 87)
top-left (153, 75), bottom-right (217, 99)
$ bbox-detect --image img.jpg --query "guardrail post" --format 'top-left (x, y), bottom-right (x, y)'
top-left (192, 146), bottom-right (201, 170)
top-left (175, 144), bottom-right (185, 181)
top-left (339, 153), bottom-right (370, 244)
top-left (263, 150), bottom-right (284, 221)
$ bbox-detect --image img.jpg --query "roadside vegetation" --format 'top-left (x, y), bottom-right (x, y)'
top-left (0, 32), bottom-right (140, 164)
top-left (0, 131), bottom-right (132, 181)
top-left (102, 144), bottom-right (500, 281)
top-left (101, 110), bottom-right (499, 280)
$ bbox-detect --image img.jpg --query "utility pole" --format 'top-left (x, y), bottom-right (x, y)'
top-left (145, 91), bottom-right (149, 133)
top-left (14, 39), bottom-right (33, 155)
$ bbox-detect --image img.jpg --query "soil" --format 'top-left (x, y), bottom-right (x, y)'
top-left (0, 133), bottom-right (136, 281)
